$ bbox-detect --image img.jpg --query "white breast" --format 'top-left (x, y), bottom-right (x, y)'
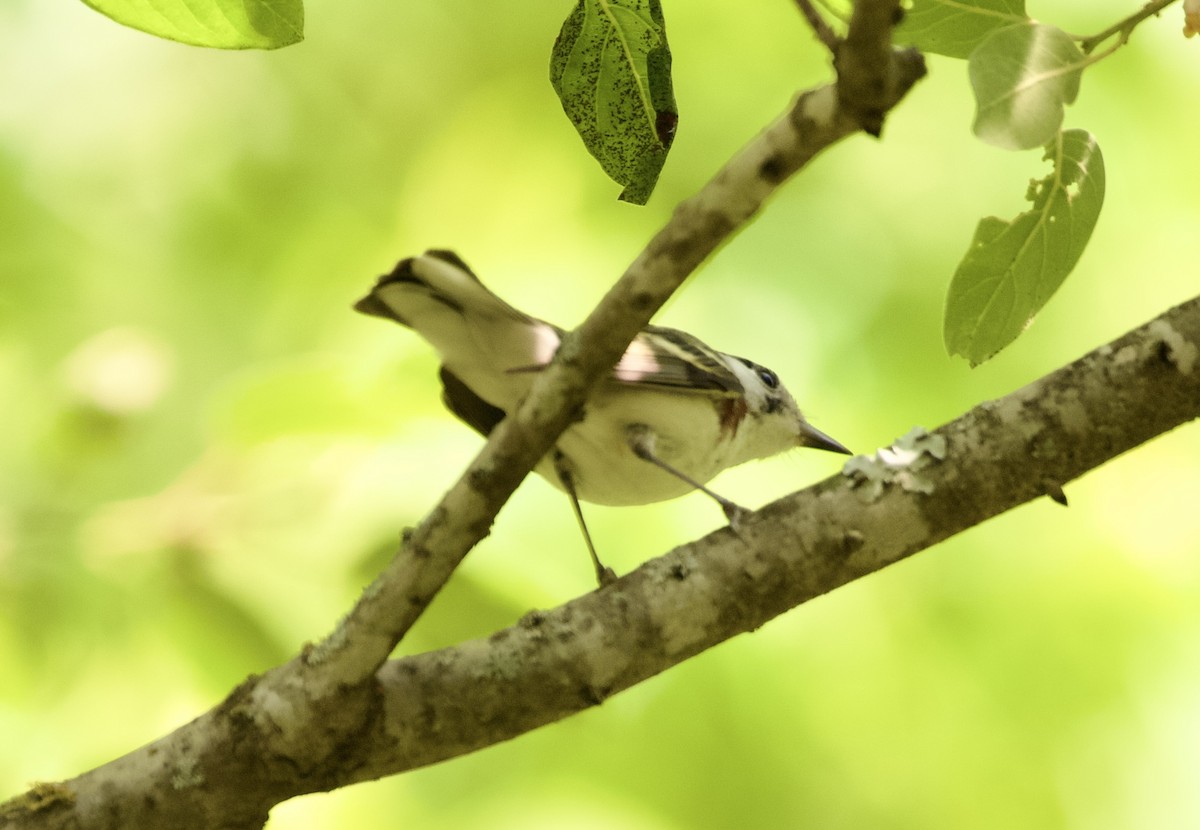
top-left (538, 386), bottom-right (747, 506)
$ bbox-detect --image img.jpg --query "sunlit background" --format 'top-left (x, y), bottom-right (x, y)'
top-left (2, 0), bottom-right (1199, 827)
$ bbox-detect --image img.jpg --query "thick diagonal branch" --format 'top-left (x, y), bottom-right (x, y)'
top-left (11, 291), bottom-right (1195, 829)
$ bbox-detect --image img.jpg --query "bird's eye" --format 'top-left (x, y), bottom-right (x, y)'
top-left (758, 368), bottom-right (779, 389)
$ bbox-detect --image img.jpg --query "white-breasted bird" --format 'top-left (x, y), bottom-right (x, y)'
top-left (355, 250), bottom-right (850, 584)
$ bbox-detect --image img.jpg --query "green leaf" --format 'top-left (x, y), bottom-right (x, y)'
top-left (550, 0), bottom-right (677, 204)
top-left (969, 22), bottom-right (1085, 150)
top-left (944, 129), bottom-right (1105, 365)
top-left (896, 0), bottom-right (1027, 60)
top-left (80, 0), bottom-right (303, 50)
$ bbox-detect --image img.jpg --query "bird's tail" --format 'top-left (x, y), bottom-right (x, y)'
top-left (354, 250), bottom-right (560, 408)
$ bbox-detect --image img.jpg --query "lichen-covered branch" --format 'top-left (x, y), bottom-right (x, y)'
top-left (267, 291), bottom-right (1200, 784)
top-left (8, 288), bottom-right (1196, 829)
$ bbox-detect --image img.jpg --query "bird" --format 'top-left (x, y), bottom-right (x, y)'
top-left (354, 250), bottom-right (851, 585)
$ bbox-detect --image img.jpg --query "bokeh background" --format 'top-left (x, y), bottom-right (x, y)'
top-left (2, 1), bottom-right (1199, 827)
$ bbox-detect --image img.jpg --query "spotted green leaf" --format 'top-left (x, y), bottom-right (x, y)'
top-left (80, 0), bottom-right (303, 50)
top-left (550, 0), bottom-right (677, 204)
top-left (944, 129), bottom-right (1105, 366)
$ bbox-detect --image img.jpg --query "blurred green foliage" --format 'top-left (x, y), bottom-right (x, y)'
top-left (1, 1), bottom-right (1198, 828)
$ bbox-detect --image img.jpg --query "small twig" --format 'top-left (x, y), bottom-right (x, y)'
top-left (795, 0), bottom-right (841, 51)
top-left (834, 0), bottom-right (906, 137)
top-left (1076, 0), bottom-right (1178, 55)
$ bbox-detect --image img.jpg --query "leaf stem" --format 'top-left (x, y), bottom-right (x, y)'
top-left (1076, 0), bottom-right (1179, 55)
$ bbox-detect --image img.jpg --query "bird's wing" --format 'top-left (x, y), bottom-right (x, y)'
top-left (609, 326), bottom-right (744, 396)
top-left (506, 325), bottom-right (744, 397)
top-left (439, 366), bottom-right (507, 437)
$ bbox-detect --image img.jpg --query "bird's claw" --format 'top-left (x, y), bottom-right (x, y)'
top-left (721, 500), bottom-right (750, 532)
top-left (595, 565), bottom-right (619, 588)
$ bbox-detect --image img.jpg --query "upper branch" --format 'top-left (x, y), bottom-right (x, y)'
top-left (303, 9), bottom-right (926, 697)
top-left (3, 7), bottom-right (926, 829)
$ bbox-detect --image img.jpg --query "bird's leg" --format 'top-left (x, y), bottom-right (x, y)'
top-left (625, 424), bottom-right (750, 529)
top-left (553, 451), bottom-right (617, 587)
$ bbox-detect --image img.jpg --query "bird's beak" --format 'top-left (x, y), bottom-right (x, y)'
top-left (799, 422), bottom-right (852, 455)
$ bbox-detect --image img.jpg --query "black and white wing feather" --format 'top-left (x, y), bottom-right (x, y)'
top-left (611, 326), bottom-right (744, 397)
